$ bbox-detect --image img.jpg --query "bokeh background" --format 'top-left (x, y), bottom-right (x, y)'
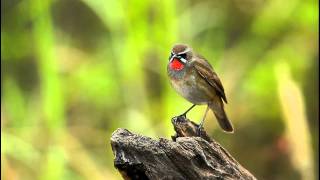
top-left (1, 0), bottom-right (319, 179)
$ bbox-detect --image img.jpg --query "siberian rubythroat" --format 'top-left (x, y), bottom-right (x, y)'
top-left (167, 44), bottom-right (233, 133)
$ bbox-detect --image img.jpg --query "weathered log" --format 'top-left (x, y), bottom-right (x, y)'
top-left (110, 116), bottom-right (256, 180)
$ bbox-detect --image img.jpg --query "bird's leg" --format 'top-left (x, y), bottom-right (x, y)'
top-left (173, 104), bottom-right (196, 124)
top-left (179, 104), bottom-right (196, 118)
top-left (197, 105), bottom-right (209, 136)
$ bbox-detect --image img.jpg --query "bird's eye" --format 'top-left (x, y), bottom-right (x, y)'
top-left (179, 53), bottom-right (187, 60)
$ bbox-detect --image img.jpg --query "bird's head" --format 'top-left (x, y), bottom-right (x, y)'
top-left (168, 44), bottom-right (193, 71)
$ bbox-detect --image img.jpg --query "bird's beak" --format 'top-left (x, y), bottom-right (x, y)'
top-left (169, 54), bottom-right (187, 64)
top-left (169, 55), bottom-right (175, 63)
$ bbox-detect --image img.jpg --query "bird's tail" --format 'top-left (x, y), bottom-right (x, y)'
top-left (209, 99), bottom-right (234, 133)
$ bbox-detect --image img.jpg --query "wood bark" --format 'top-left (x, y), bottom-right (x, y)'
top-left (110, 116), bottom-right (257, 180)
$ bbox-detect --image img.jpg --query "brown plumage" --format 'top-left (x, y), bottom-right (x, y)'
top-left (167, 44), bottom-right (233, 133)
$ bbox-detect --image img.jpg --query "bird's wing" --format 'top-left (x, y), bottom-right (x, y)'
top-left (192, 57), bottom-right (228, 103)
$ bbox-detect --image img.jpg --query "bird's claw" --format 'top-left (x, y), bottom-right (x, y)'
top-left (197, 126), bottom-right (203, 137)
top-left (171, 114), bottom-right (187, 124)
top-left (177, 114), bottom-right (187, 121)
top-left (179, 113), bottom-right (186, 119)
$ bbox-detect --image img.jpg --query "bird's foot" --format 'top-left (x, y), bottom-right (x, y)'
top-left (179, 113), bottom-right (186, 119)
top-left (171, 113), bottom-right (187, 124)
top-left (197, 126), bottom-right (204, 137)
top-left (177, 113), bottom-right (187, 121)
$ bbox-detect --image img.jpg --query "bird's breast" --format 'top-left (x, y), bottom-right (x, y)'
top-left (169, 69), bottom-right (213, 105)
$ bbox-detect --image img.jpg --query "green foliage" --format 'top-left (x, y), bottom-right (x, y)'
top-left (1, 0), bottom-right (318, 179)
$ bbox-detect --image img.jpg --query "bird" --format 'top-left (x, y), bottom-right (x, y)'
top-left (167, 43), bottom-right (233, 133)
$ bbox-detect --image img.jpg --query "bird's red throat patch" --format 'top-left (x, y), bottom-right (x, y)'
top-left (170, 58), bottom-right (184, 71)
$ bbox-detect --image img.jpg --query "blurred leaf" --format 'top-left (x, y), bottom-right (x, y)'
top-left (40, 146), bottom-right (67, 180)
top-left (275, 63), bottom-right (314, 180)
top-left (252, 0), bottom-right (299, 36)
top-left (80, 0), bottom-right (125, 29)
top-left (1, 132), bottom-right (40, 168)
top-left (30, 0), bottom-right (65, 129)
top-left (68, 62), bottom-right (119, 107)
top-left (3, 78), bottom-right (27, 126)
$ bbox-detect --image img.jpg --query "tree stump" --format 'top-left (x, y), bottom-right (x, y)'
top-left (110, 116), bottom-right (257, 180)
